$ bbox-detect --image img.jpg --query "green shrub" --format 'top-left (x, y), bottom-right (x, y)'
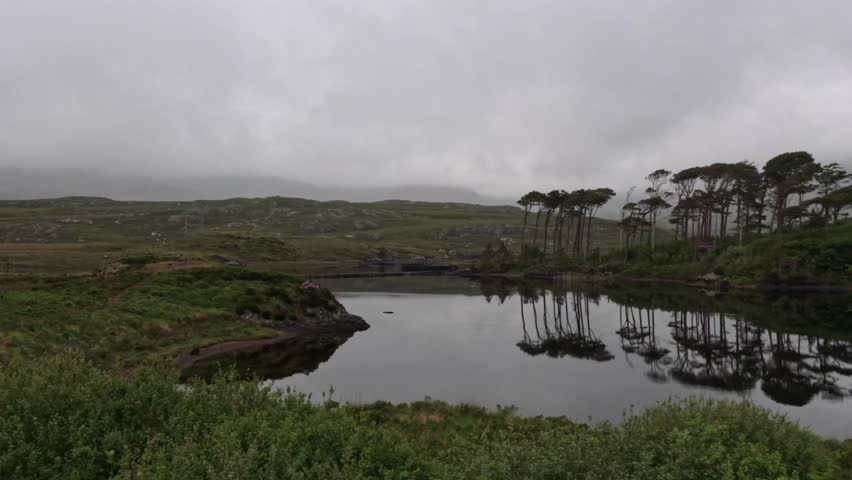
top-left (0, 356), bottom-right (431, 480)
top-left (1, 356), bottom-right (846, 479)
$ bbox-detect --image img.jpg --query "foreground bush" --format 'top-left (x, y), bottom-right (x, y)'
top-left (1, 356), bottom-right (847, 479)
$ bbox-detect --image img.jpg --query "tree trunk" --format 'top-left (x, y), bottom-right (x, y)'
top-left (564, 216), bottom-right (574, 253)
top-left (555, 213), bottom-right (563, 255)
top-left (775, 193), bottom-right (788, 233)
top-left (584, 210), bottom-right (595, 260)
top-left (798, 193), bottom-right (804, 229)
top-left (533, 209), bottom-right (542, 247)
top-left (650, 210), bottom-right (656, 253)
top-left (737, 197), bottom-right (743, 247)
top-left (543, 211), bottom-right (553, 256)
top-left (574, 210), bottom-right (585, 256)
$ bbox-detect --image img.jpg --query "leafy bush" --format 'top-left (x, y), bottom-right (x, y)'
top-left (0, 356), bottom-right (431, 480)
top-left (1, 356), bottom-right (847, 479)
top-left (479, 242), bottom-right (516, 273)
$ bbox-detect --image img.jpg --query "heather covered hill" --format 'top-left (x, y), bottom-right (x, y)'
top-left (0, 196), bottom-right (626, 273)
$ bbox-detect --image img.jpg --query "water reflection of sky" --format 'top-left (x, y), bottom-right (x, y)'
top-left (273, 280), bottom-right (852, 438)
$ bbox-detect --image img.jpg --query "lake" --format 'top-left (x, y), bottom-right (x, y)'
top-left (269, 276), bottom-right (852, 438)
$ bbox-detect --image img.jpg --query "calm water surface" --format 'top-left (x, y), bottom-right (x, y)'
top-left (271, 277), bottom-right (852, 438)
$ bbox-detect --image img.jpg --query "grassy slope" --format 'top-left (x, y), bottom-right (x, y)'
top-left (0, 196), bottom-right (624, 274)
top-left (2, 356), bottom-right (849, 480)
top-left (591, 222), bottom-right (852, 284)
top-left (0, 267), bottom-right (343, 369)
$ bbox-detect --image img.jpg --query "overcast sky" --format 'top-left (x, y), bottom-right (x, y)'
top-left (1, 0), bottom-right (851, 198)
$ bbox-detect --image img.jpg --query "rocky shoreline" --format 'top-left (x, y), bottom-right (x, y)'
top-left (177, 309), bottom-right (369, 378)
top-left (241, 310), bottom-right (370, 333)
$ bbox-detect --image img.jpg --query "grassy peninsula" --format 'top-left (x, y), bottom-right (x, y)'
top-left (0, 262), bottom-right (356, 370)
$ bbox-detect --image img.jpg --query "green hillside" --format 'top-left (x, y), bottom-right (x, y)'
top-left (0, 196), bottom-right (623, 274)
top-left (605, 221), bottom-right (852, 285)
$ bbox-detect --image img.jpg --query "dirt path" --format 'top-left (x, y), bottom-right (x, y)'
top-left (175, 328), bottom-right (306, 371)
top-left (108, 275), bottom-right (154, 305)
top-left (107, 261), bottom-right (211, 306)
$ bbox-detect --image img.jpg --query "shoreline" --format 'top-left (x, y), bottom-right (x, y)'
top-left (305, 269), bottom-right (852, 293)
top-left (177, 314), bottom-right (370, 375)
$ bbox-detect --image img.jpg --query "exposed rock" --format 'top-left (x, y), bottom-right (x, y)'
top-left (95, 262), bottom-right (130, 277)
top-left (59, 218), bottom-right (94, 225)
top-left (225, 222), bottom-right (257, 230)
top-left (241, 311), bottom-right (369, 333)
top-left (1, 223), bottom-right (61, 243)
top-left (699, 272), bottom-right (723, 282)
top-left (168, 214), bottom-right (202, 224)
top-left (691, 272), bottom-right (730, 291)
top-left (431, 224), bottom-right (519, 240)
top-left (353, 220), bottom-right (380, 230)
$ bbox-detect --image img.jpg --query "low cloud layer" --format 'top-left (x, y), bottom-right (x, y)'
top-left (1, 0), bottom-right (850, 198)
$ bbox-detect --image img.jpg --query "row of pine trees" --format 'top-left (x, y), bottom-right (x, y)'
top-left (517, 151), bottom-right (851, 258)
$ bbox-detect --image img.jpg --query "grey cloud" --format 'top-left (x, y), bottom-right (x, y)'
top-left (1, 0), bottom-right (850, 200)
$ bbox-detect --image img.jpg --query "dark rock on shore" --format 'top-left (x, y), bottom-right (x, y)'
top-left (240, 310), bottom-right (370, 333)
top-left (689, 272), bottom-right (730, 291)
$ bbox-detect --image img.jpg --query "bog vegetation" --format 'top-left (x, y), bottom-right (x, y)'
top-left (0, 198), bottom-right (540, 274)
top-left (2, 355), bottom-right (850, 480)
top-left (0, 265), bottom-right (342, 368)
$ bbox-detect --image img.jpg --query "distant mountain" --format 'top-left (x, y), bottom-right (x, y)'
top-left (0, 168), bottom-right (515, 205)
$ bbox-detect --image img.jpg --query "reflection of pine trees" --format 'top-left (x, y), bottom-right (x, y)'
top-left (479, 277), bottom-right (512, 304)
top-left (761, 332), bottom-right (821, 406)
top-left (618, 305), bottom-right (671, 382)
top-left (653, 310), bottom-right (850, 405)
top-left (812, 339), bottom-right (852, 399)
top-left (667, 311), bottom-right (761, 391)
top-left (511, 286), bottom-right (852, 406)
top-left (516, 290), bottom-right (614, 361)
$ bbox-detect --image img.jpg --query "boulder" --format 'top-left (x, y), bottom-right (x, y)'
top-left (94, 262), bottom-right (130, 277)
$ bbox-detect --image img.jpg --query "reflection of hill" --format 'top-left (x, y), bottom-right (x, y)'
top-left (509, 282), bottom-right (852, 408)
top-left (180, 332), bottom-right (356, 380)
top-left (600, 285), bottom-right (852, 341)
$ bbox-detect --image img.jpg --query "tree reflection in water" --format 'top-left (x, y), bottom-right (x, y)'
top-left (511, 285), bottom-right (852, 407)
top-left (516, 288), bottom-right (614, 362)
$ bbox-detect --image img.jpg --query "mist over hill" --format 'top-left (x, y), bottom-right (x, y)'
top-left (0, 168), bottom-right (514, 205)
